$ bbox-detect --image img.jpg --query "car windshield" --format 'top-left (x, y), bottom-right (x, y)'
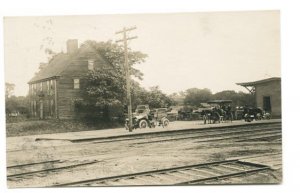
top-left (136, 109), bottom-right (144, 113)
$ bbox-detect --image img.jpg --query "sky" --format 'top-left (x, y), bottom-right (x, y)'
top-left (3, 11), bottom-right (281, 96)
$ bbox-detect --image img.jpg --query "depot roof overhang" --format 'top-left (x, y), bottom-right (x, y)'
top-left (236, 77), bottom-right (281, 87)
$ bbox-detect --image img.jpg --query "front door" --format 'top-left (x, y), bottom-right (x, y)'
top-left (263, 96), bottom-right (271, 112)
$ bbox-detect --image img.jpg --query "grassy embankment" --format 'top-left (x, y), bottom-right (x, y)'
top-left (6, 119), bottom-right (123, 137)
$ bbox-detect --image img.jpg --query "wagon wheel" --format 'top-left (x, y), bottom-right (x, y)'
top-left (139, 119), bottom-right (148, 129)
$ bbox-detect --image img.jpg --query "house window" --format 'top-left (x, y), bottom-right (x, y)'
top-left (88, 59), bottom-right (94, 70)
top-left (40, 82), bottom-right (43, 91)
top-left (74, 79), bottom-right (80, 89)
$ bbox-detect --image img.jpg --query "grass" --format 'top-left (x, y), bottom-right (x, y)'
top-left (6, 119), bottom-right (123, 137)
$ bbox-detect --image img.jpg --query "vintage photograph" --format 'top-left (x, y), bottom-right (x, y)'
top-left (4, 11), bottom-right (281, 187)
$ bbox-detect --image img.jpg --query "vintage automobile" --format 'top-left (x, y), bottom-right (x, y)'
top-left (125, 105), bottom-right (170, 129)
top-left (178, 106), bottom-right (195, 120)
top-left (151, 108), bottom-right (170, 127)
top-left (243, 107), bottom-right (261, 122)
top-left (165, 107), bottom-right (179, 121)
top-left (125, 105), bottom-right (152, 129)
top-left (203, 100), bottom-right (234, 123)
top-left (243, 106), bottom-right (271, 122)
top-left (235, 106), bottom-right (245, 120)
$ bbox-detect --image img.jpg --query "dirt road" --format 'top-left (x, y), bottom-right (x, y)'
top-left (6, 120), bottom-right (282, 187)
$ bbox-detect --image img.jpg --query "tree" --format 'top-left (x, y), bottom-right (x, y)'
top-left (131, 85), bottom-right (175, 109)
top-left (6, 96), bottom-right (29, 115)
top-left (184, 88), bottom-right (213, 107)
top-left (45, 48), bottom-right (57, 62)
top-left (130, 81), bottom-right (148, 108)
top-left (83, 68), bottom-right (127, 121)
top-left (38, 62), bottom-right (48, 71)
top-left (80, 40), bottom-right (146, 80)
top-left (213, 90), bottom-right (237, 100)
top-left (213, 90), bottom-right (255, 107)
top-left (5, 82), bottom-right (15, 99)
top-left (169, 92), bottom-right (184, 106)
top-left (236, 91), bottom-right (255, 107)
top-left (145, 86), bottom-right (175, 108)
top-left (75, 40), bottom-right (147, 122)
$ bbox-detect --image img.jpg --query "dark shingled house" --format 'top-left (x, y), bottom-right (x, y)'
top-left (28, 39), bottom-right (107, 119)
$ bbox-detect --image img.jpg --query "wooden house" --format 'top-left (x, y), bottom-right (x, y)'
top-left (28, 39), bottom-right (107, 119)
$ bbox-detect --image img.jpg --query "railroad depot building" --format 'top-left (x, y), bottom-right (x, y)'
top-left (236, 77), bottom-right (281, 118)
top-left (28, 39), bottom-right (107, 119)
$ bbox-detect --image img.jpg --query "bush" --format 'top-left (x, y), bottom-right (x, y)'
top-left (6, 119), bottom-right (124, 137)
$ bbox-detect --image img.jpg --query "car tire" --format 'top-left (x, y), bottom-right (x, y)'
top-left (163, 119), bottom-right (169, 128)
top-left (139, 119), bottom-right (148, 129)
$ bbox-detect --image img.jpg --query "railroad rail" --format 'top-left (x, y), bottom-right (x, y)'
top-left (52, 159), bottom-right (271, 186)
top-left (41, 122), bottom-right (280, 144)
top-left (13, 122), bottom-right (280, 155)
top-left (7, 159), bottom-right (99, 181)
top-left (12, 123), bottom-right (281, 164)
top-left (7, 159), bottom-right (61, 169)
top-left (79, 123), bottom-right (280, 145)
top-left (134, 125), bottom-right (281, 145)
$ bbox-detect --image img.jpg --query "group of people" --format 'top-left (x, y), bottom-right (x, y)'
top-left (202, 104), bottom-right (233, 124)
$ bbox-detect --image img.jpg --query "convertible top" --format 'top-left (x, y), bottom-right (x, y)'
top-left (207, 100), bottom-right (232, 104)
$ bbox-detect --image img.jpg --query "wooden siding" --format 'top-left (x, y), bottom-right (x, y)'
top-left (28, 79), bottom-right (57, 119)
top-left (255, 80), bottom-right (281, 117)
top-left (56, 62), bottom-right (89, 119)
top-left (29, 56), bottom-right (107, 119)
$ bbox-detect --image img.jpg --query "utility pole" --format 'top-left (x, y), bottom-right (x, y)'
top-left (116, 26), bottom-right (137, 132)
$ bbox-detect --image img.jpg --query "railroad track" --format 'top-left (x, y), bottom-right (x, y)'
top-left (68, 122), bottom-right (281, 144)
top-left (135, 126), bottom-right (281, 144)
top-left (87, 123), bottom-right (281, 145)
top-left (7, 123), bottom-right (281, 172)
top-left (11, 123), bottom-right (280, 163)
top-left (52, 159), bottom-right (271, 186)
top-left (7, 159), bottom-right (99, 181)
top-left (15, 123), bottom-right (280, 156)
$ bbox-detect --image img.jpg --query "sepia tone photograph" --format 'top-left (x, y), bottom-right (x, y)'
top-left (4, 10), bottom-right (281, 188)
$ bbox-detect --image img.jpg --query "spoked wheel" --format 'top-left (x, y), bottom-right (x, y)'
top-left (139, 119), bottom-right (148, 129)
top-left (162, 119), bottom-right (169, 128)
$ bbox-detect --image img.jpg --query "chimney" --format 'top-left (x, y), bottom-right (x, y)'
top-left (66, 39), bottom-right (78, 54)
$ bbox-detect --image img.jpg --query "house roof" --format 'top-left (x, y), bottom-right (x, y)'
top-left (236, 77), bottom-right (281, 87)
top-left (28, 53), bottom-right (73, 84)
top-left (28, 41), bottom-right (115, 84)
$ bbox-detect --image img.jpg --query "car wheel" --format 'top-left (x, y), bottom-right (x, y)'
top-left (139, 119), bottom-right (148, 129)
top-left (163, 119), bottom-right (169, 128)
